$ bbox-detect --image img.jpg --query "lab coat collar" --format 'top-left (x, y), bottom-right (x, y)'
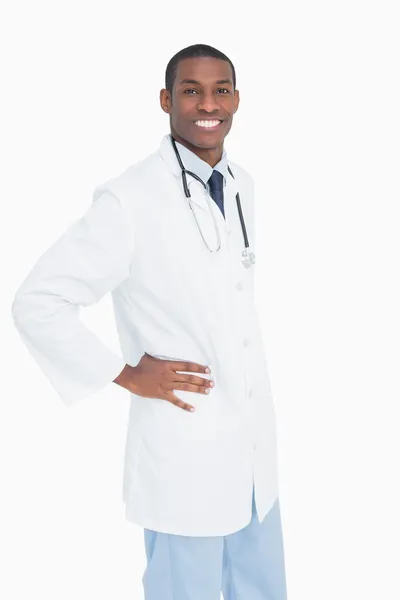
top-left (158, 133), bottom-right (239, 213)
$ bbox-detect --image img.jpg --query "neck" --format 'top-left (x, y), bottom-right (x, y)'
top-left (170, 132), bottom-right (223, 168)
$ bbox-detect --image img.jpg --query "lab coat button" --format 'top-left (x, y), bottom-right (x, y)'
top-left (235, 281), bottom-right (244, 291)
top-left (243, 337), bottom-right (250, 347)
top-left (248, 389), bottom-right (253, 399)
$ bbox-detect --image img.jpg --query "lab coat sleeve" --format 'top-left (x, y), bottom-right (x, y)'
top-left (11, 191), bottom-right (133, 406)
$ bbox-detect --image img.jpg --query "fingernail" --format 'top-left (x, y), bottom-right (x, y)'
top-left (205, 367), bottom-right (211, 373)
top-left (190, 407), bottom-right (195, 412)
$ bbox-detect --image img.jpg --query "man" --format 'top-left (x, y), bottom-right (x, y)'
top-left (11, 44), bottom-right (287, 599)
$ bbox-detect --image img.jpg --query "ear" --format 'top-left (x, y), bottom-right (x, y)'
top-left (160, 88), bottom-right (172, 114)
top-left (233, 89), bottom-right (240, 114)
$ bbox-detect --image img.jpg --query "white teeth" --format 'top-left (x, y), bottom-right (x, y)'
top-left (194, 120), bottom-right (221, 128)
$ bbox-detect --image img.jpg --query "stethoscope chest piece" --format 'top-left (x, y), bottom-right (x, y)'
top-left (242, 248), bottom-right (256, 269)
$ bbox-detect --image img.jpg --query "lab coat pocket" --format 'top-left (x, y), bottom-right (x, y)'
top-left (145, 355), bottom-right (218, 442)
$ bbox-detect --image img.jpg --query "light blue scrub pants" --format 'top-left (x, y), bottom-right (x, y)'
top-left (142, 486), bottom-right (287, 600)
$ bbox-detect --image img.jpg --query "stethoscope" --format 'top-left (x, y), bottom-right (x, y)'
top-left (170, 135), bottom-right (256, 269)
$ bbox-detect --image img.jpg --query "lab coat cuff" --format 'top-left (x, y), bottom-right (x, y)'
top-left (57, 354), bottom-right (128, 407)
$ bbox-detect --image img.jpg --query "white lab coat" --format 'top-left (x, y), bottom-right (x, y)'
top-left (11, 133), bottom-right (279, 536)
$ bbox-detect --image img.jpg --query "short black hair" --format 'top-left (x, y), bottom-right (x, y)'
top-left (165, 44), bottom-right (236, 96)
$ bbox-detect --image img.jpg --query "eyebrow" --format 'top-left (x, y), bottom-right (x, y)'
top-left (179, 78), bottom-right (233, 86)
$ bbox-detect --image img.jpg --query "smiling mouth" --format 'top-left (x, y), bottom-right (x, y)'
top-left (194, 119), bottom-right (223, 130)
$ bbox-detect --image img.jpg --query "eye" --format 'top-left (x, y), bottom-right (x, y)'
top-left (217, 88), bottom-right (230, 94)
top-left (183, 88), bottom-right (198, 94)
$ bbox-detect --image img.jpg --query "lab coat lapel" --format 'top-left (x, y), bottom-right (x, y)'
top-left (224, 163), bottom-right (240, 224)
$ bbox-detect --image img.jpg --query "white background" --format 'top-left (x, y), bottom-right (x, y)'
top-left (1, 1), bottom-right (399, 598)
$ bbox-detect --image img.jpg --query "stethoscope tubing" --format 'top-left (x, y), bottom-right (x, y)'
top-left (170, 135), bottom-right (250, 251)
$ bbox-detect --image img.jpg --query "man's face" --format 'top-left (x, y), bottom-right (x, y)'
top-left (160, 57), bottom-right (239, 150)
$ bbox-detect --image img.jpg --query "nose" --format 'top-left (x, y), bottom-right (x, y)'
top-left (196, 90), bottom-right (220, 113)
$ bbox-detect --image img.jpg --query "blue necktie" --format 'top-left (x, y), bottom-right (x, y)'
top-left (207, 170), bottom-right (225, 219)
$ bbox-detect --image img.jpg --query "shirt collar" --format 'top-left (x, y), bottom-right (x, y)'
top-left (157, 133), bottom-right (239, 213)
top-left (172, 136), bottom-right (229, 188)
